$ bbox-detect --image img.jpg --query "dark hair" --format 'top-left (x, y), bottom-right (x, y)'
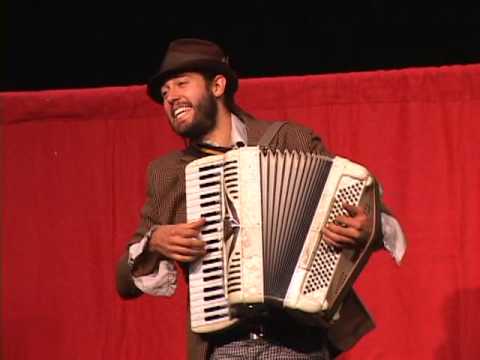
top-left (200, 72), bottom-right (254, 121)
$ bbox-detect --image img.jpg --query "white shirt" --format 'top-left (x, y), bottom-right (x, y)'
top-left (129, 115), bottom-right (407, 296)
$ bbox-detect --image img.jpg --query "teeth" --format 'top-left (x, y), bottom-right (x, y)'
top-left (174, 107), bottom-right (190, 119)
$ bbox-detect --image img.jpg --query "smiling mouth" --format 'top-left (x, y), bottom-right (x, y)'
top-left (173, 106), bottom-right (192, 120)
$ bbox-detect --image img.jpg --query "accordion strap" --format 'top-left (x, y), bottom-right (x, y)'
top-left (257, 121), bottom-right (288, 146)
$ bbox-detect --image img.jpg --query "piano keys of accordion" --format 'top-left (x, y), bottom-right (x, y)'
top-left (189, 296), bottom-right (238, 333)
top-left (186, 154), bottom-right (240, 333)
top-left (189, 239), bottom-right (239, 334)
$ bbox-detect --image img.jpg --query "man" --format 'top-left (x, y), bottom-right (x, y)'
top-left (116, 38), bottom-right (406, 359)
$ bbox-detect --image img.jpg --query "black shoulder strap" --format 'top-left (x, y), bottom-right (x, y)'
top-left (257, 121), bottom-right (288, 146)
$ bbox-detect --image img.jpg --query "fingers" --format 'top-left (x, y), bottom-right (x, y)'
top-left (322, 203), bottom-right (370, 249)
top-left (158, 239), bottom-right (207, 263)
top-left (334, 214), bottom-right (363, 231)
top-left (173, 226), bottom-right (203, 239)
top-left (323, 223), bottom-right (362, 248)
top-left (167, 218), bottom-right (206, 239)
top-left (168, 244), bottom-right (207, 262)
top-left (185, 218), bottom-right (206, 229)
top-left (171, 254), bottom-right (201, 263)
top-left (345, 203), bottom-right (369, 220)
top-left (149, 220), bottom-right (208, 263)
top-left (170, 236), bottom-right (206, 251)
top-left (342, 203), bottom-right (361, 217)
top-left (157, 235), bottom-right (206, 262)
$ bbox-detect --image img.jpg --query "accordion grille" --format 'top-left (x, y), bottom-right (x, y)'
top-left (303, 181), bottom-right (365, 294)
top-left (260, 151), bottom-right (332, 301)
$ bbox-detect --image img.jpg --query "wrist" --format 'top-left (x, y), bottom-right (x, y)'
top-left (130, 226), bottom-right (163, 276)
top-left (144, 225), bottom-right (160, 253)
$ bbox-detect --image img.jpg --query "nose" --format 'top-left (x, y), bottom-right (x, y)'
top-left (163, 87), bottom-right (180, 105)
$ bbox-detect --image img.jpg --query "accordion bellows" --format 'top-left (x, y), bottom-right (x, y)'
top-left (185, 146), bottom-right (380, 333)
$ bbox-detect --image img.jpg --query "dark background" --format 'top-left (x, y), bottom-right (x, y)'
top-left (4, 1), bottom-right (480, 91)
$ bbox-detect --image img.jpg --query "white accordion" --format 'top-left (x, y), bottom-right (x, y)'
top-left (185, 146), bottom-right (380, 333)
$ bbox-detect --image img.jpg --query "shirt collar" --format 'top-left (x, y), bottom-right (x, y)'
top-left (231, 113), bottom-right (247, 148)
top-left (202, 114), bottom-right (247, 149)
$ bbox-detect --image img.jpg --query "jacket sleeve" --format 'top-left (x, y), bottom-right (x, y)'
top-left (116, 159), bottom-right (181, 299)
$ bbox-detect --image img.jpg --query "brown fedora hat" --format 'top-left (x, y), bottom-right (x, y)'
top-left (147, 38), bottom-right (239, 103)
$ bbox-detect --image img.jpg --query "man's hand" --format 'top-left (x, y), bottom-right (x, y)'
top-left (148, 218), bottom-right (207, 262)
top-left (322, 204), bottom-right (371, 249)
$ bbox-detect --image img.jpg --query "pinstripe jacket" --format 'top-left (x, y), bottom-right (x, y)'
top-left (128, 114), bottom-right (378, 359)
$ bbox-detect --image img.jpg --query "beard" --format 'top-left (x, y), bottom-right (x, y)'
top-left (174, 90), bottom-right (218, 140)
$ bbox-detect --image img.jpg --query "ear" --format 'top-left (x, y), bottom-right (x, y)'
top-left (211, 75), bottom-right (227, 97)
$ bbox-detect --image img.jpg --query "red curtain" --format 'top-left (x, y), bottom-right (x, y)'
top-left (2, 64), bottom-right (480, 360)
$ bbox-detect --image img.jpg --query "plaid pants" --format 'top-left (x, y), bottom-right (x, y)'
top-left (210, 339), bottom-right (330, 360)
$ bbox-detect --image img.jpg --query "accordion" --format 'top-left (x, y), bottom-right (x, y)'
top-left (185, 146), bottom-right (381, 333)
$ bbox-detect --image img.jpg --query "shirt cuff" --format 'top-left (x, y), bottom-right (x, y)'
top-left (128, 233), bottom-right (177, 296)
top-left (381, 213), bottom-right (407, 265)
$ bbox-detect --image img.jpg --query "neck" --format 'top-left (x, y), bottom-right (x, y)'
top-left (202, 103), bottom-right (232, 147)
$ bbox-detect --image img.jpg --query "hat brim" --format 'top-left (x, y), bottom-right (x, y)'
top-left (147, 60), bottom-right (238, 104)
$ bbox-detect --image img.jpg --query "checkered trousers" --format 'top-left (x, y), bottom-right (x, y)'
top-left (209, 339), bottom-right (330, 360)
